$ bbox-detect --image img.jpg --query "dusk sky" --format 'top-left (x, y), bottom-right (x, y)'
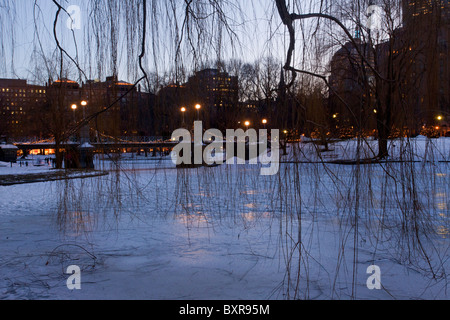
top-left (2, 0), bottom-right (294, 84)
top-left (1, 0), bottom-right (449, 304)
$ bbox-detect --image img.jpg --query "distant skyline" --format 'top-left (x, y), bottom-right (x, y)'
top-left (1, 0), bottom-right (291, 86)
top-left (1, 0), bottom-right (399, 87)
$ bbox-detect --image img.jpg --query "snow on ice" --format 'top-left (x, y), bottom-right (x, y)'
top-left (0, 138), bottom-right (449, 300)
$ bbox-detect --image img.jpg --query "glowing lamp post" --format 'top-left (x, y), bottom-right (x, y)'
top-left (77, 100), bottom-right (90, 144)
top-left (262, 119), bottom-right (267, 129)
top-left (71, 104), bottom-right (78, 123)
top-left (181, 107), bottom-right (186, 127)
top-left (195, 104), bottom-right (201, 121)
top-left (81, 100), bottom-right (88, 118)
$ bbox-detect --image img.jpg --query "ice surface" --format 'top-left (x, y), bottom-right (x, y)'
top-left (0, 138), bottom-right (449, 300)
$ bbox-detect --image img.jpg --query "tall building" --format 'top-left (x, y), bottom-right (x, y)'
top-left (402, 0), bottom-right (450, 130)
top-left (328, 38), bottom-right (376, 133)
top-left (154, 83), bottom-right (187, 136)
top-left (83, 76), bottom-right (156, 138)
top-left (155, 68), bottom-right (239, 133)
top-left (186, 68), bottom-right (239, 130)
top-left (327, 1), bottom-right (450, 136)
top-left (0, 79), bottom-right (47, 139)
top-left (0, 76), bottom-right (156, 140)
top-left (403, 0), bottom-right (450, 26)
top-left (186, 69), bottom-right (238, 109)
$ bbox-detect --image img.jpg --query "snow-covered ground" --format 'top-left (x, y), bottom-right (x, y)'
top-left (0, 156), bottom-right (55, 176)
top-left (0, 138), bottom-right (449, 300)
top-left (283, 136), bottom-right (450, 162)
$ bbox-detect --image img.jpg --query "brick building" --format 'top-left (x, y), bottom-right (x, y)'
top-left (0, 79), bottom-right (47, 139)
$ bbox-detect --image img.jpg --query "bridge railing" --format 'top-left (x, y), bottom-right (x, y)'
top-left (12, 136), bottom-right (172, 144)
top-left (11, 137), bottom-right (55, 144)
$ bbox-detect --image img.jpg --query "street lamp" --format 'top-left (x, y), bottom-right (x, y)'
top-left (262, 119), bottom-right (267, 129)
top-left (79, 100), bottom-right (89, 143)
top-left (80, 100), bottom-right (88, 118)
top-left (71, 104), bottom-right (78, 123)
top-left (181, 107), bottom-right (186, 127)
top-left (437, 115), bottom-right (443, 121)
top-left (195, 104), bottom-right (201, 121)
top-left (244, 121), bottom-right (250, 129)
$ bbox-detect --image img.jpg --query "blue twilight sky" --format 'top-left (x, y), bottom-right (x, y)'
top-left (1, 0), bottom-right (366, 86)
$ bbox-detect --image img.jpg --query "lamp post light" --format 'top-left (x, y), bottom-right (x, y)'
top-left (262, 119), bottom-right (267, 129)
top-left (244, 121), bottom-right (250, 129)
top-left (77, 100), bottom-right (90, 144)
top-left (181, 107), bottom-right (186, 127)
top-left (70, 104), bottom-right (78, 143)
top-left (195, 104), bottom-right (201, 121)
top-left (71, 104), bottom-right (78, 123)
top-left (81, 100), bottom-right (88, 118)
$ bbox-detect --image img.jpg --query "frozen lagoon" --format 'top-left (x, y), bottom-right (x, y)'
top-left (0, 139), bottom-right (449, 300)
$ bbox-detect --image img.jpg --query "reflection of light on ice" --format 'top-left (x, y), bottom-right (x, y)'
top-left (437, 226), bottom-right (449, 238)
top-left (241, 212), bottom-right (256, 222)
top-left (244, 203), bottom-right (257, 209)
top-left (63, 211), bottom-right (95, 236)
top-left (242, 190), bottom-right (259, 196)
top-left (175, 212), bottom-right (210, 226)
top-left (435, 192), bottom-right (448, 211)
top-left (241, 208), bottom-right (271, 223)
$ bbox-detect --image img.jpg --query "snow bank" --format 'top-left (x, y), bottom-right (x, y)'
top-left (281, 137), bottom-right (450, 162)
